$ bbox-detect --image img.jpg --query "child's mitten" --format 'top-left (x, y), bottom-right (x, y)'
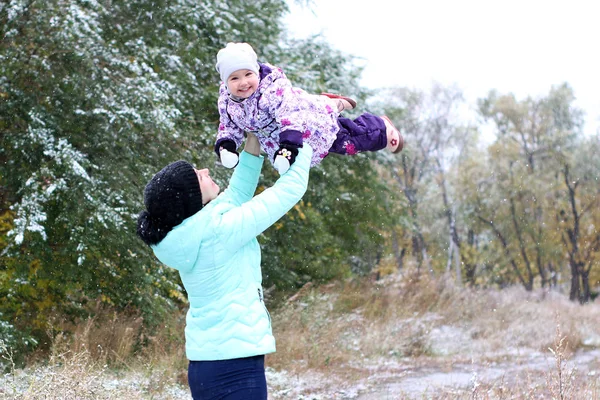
top-left (215, 139), bottom-right (239, 168)
top-left (273, 144), bottom-right (300, 174)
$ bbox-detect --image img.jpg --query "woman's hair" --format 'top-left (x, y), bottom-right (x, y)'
top-left (136, 160), bottom-right (203, 246)
top-left (137, 211), bottom-right (170, 246)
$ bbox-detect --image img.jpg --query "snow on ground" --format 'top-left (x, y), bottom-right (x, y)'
top-left (2, 334), bottom-right (599, 399)
top-left (3, 276), bottom-right (599, 399)
top-left (266, 347), bottom-right (600, 399)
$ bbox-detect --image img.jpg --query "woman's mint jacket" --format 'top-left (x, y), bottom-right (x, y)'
top-left (152, 145), bottom-right (312, 361)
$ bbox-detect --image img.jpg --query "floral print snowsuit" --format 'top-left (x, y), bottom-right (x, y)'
top-left (215, 63), bottom-right (388, 167)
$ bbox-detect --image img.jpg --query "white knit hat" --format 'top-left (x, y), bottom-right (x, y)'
top-left (215, 42), bottom-right (260, 84)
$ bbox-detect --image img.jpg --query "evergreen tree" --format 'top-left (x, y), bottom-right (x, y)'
top-left (1, 0), bottom-right (393, 354)
top-left (0, 0), bottom-right (288, 351)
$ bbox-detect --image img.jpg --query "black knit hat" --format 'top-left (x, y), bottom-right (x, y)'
top-left (136, 160), bottom-right (203, 246)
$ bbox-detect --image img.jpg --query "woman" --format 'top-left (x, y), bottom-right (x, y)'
top-left (137, 133), bottom-right (312, 399)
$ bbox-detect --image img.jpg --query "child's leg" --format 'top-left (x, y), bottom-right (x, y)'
top-left (320, 93), bottom-right (357, 112)
top-left (329, 113), bottom-right (388, 155)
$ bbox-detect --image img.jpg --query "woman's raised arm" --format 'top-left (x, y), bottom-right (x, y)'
top-left (244, 132), bottom-right (261, 157)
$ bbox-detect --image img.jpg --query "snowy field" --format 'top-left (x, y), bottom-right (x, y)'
top-left (2, 274), bottom-right (599, 399)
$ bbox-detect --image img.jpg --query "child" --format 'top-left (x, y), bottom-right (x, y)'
top-left (214, 42), bottom-right (403, 174)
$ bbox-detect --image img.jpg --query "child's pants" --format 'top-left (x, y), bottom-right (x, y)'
top-left (188, 355), bottom-right (267, 400)
top-left (329, 113), bottom-right (388, 155)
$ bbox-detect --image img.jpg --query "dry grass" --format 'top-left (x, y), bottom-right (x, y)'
top-left (1, 306), bottom-right (189, 400)
top-left (268, 271), bottom-right (600, 398)
top-left (2, 271), bottom-right (599, 399)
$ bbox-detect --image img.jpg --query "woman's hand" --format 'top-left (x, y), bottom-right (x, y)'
top-left (244, 133), bottom-right (261, 157)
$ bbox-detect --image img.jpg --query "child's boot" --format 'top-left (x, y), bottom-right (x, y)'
top-left (381, 116), bottom-right (404, 153)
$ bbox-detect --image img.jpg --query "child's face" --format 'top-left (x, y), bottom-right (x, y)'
top-left (194, 168), bottom-right (220, 205)
top-left (227, 69), bottom-right (259, 99)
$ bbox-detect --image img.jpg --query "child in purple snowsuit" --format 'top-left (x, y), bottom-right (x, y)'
top-left (214, 42), bottom-right (403, 174)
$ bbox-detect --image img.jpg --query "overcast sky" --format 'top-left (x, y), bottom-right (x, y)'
top-left (284, 0), bottom-right (600, 136)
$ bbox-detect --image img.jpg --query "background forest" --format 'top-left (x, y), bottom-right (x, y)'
top-left (1, 0), bottom-right (599, 366)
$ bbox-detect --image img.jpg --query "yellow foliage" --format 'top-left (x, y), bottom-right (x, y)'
top-left (29, 259), bottom-right (41, 278)
top-left (34, 288), bottom-right (55, 311)
top-left (101, 294), bottom-right (114, 305)
top-left (168, 289), bottom-right (188, 303)
top-left (460, 244), bottom-right (480, 267)
top-left (293, 204), bottom-right (306, 220)
top-left (0, 209), bottom-right (15, 250)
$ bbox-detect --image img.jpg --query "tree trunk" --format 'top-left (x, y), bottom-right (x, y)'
top-left (581, 268), bottom-right (591, 304)
top-left (569, 262), bottom-right (581, 302)
top-left (533, 206), bottom-right (548, 287)
top-left (409, 206), bottom-right (430, 274)
top-left (508, 175), bottom-right (535, 289)
top-left (463, 229), bottom-right (477, 284)
top-left (412, 235), bottom-right (422, 271)
top-left (391, 229), bottom-right (405, 271)
top-left (547, 262), bottom-right (558, 287)
top-left (563, 163), bottom-right (583, 302)
top-left (454, 242), bottom-right (462, 286)
top-left (438, 167), bottom-right (466, 284)
top-left (445, 240), bottom-right (453, 273)
top-left (478, 216), bottom-right (530, 290)
top-left (422, 245), bottom-right (432, 276)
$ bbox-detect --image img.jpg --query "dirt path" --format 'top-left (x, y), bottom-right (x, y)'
top-left (356, 349), bottom-right (600, 399)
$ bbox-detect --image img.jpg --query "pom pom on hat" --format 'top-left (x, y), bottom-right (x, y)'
top-left (137, 160), bottom-right (203, 246)
top-left (215, 42), bottom-right (260, 85)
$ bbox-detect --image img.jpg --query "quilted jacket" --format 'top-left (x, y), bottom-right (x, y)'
top-left (152, 145), bottom-right (312, 360)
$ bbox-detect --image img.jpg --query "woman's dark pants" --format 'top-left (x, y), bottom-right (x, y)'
top-left (188, 355), bottom-right (267, 400)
